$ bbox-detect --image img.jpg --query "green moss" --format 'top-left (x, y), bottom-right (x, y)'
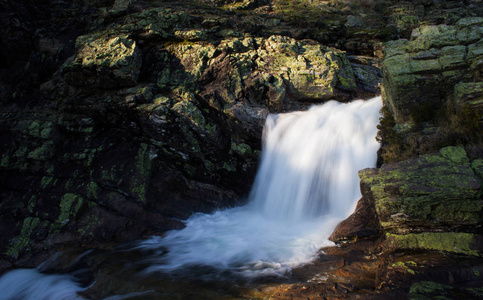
top-left (41, 176), bottom-right (55, 189)
top-left (453, 103), bottom-right (481, 137)
top-left (472, 159), bottom-right (483, 179)
top-left (79, 214), bottom-right (103, 238)
top-left (409, 281), bottom-right (448, 299)
top-left (6, 217), bottom-right (41, 257)
top-left (223, 160), bottom-right (236, 172)
top-left (46, 165), bottom-right (55, 175)
top-left (14, 146), bottom-right (29, 158)
top-left (391, 261), bottom-right (418, 275)
top-left (171, 91), bottom-right (217, 135)
top-left (87, 181), bottom-right (99, 199)
top-left (362, 148), bottom-right (481, 231)
top-left (27, 121), bottom-right (55, 139)
top-left (230, 142), bottom-right (252, 155)
top-left (27, 196), bottom-right (36, 213)
top-left (337, 72), bottom-right (357, 91)
top-left (156, 68), bottom-right (172, 89)
top-left (130, 143), bottom-right (153, 201)
top-left (376, 105), bottom-right (403, 163)
top-left (386, 232), bottom-right (480, 256)
top-left (1, 154), bottom-right (9, 167)
top-left (410, 280), bottom-right (483, 299)
top-left (203, 159), bottom-right (215, 172)
top-left (57, 193), bottom-right (84, 225)
top-left (439, 145), bottom-right (470, 165)
top-left (27, 141), bottom-right (55, 160)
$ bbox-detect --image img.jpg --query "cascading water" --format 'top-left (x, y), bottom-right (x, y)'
top-left (0, 269), bottom-right (85, 300)
top-left (0, 97), bottom-right (382, 297)
top-left (136, 96), bottom-right (382, 277)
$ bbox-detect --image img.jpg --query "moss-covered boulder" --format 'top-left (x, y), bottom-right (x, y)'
top-left (257, 35), bottom-right (357, 101)
top-left (360, 145), bottom-right (483, 256)
top-left (360, 146), bottom-right (481, 233)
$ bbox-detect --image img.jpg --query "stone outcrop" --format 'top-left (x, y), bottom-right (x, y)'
top-left (359, 146), bottom-right (482, 256)
top-left (1, 0), bottom-right (386, 267)
top-left (62, 35), bottom-right (142, 88)
top-left (382, 17), bottom-right (483, 124)
top-left (328, 14), bottom-right (483, 298)
top-left (329, 195), bottom-right (381, 244)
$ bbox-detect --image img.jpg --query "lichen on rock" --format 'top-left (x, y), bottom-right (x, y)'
top-left (360, 146), bottom-right (481, 234)
top-left (382, 17), bottom-right (483, 124)
top-left (62, 35), bottom-right (142, 88)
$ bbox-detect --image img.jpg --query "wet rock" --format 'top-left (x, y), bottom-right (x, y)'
top-left (329, 196), bottom-right (382, 244)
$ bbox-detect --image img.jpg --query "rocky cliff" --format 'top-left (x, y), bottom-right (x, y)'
top-left (1, 0), bottom-right (385, 268)
top-left (1, 0), bottom-right (482, 298)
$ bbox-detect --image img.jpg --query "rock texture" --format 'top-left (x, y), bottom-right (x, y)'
top-left (382, 18), bottom-right (483, 124)
top-left (1, 0), bottom-right (387, 267)
top-left (327, 12), bottom-right (483, 300)
top-left (360, 146), bottom-right (482, 256)
top-left (1, 0), bottom-right (483, 299)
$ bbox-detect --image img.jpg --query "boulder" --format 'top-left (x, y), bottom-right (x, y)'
top-left (329, 195), bottom-right (381, 244)
top-left (258, 35), bottom-right (358, 102)
top-left (359, 146), bottom-right (483, 256)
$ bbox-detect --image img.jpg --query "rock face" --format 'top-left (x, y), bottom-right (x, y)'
top-left (359, 146), bottom-right (482, 256)
top-left (329, 195), bottom-right (381, 244)
top-left (0, 0), bottom-right (386, 267)
top-left (62, 35), bottom-right (142, 88)
top-left (382, 18), bottom-right (483, 124)
top-left (327, 12), bottom-right (483, 299)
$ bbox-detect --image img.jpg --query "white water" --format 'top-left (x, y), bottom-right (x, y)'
top-left (0, 269), bottom-right (85, 300)
top-left (137, 97), bottom-right (382, 277)
top-left (0, 97), bottom-right (382, 298)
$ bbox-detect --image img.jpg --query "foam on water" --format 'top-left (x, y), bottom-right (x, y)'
top-left (0, 269), bottom-right (85, 300)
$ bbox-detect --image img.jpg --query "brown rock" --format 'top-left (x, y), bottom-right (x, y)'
top-left (329, 196), bottom-right (382, 244)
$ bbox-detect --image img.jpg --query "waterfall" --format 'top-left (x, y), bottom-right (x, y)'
top-left (0, 97), bottom-right (382, 296)
top-left (136, 96), bottom-right (382, 277)
top-left (251, 98), bottom-right (381, 222)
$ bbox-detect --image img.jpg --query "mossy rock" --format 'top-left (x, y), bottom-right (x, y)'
top-left (386, 232), bottom-right (482, 256)
top-left (27, 141), bottom-right (56, 161)
top-left (62, 35), bottom-right (142, 88)
top-left (410, 281), bottom-right (483, 299)
top-left (360, 146), bottom-right (482, 234)
top-left (382, 18), bottom-right (481, 123)
top-left (5, 217), bottom-right (41, 258)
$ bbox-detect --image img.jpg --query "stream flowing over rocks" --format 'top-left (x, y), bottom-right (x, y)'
top-left (0, 0), bottom-right (482, 298)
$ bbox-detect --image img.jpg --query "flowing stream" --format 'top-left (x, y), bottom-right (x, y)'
top-left (0, 97), bottom-right (382, 298)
